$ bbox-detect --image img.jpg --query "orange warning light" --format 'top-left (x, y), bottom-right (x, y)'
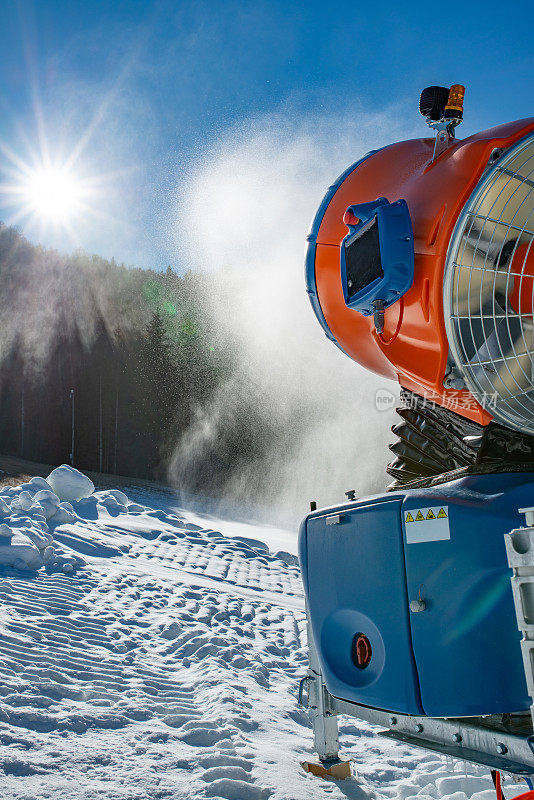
top-left (445, 84), bottom-right (466, 116)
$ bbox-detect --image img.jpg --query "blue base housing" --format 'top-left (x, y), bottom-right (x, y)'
top-left (299, 473), bottom-right (533, 717)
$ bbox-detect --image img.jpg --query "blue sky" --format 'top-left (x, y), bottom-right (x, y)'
top-left (1, 0), bottom-right (533, 269)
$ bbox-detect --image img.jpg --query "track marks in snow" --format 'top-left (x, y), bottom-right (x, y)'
top-left (1, 484), bottom-right (496, 800)
top-left (124, 518), bottom-right (303, 601)
top-left (0, 500), bottom-right (308, 800)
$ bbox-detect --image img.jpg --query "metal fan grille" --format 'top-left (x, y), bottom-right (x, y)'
top-left (444, 133), bottom-right (534, 434)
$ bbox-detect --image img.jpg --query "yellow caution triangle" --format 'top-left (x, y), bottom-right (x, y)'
top-left (415, 510), bottom-right (425, 522)
top-left (426, 508), bottom-right (436, 520)
top-left (405, 512), bottom-right (414, 523)
top-left (437, 507), bottom-right (448, 519)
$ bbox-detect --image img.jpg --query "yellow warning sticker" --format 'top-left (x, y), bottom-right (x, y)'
top-left (404, 506), bottom-right (450, 543)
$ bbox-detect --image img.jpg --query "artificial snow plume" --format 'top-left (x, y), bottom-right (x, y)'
top-left (46, 464), bottom-right (95, 502)
top-left (170, 109), bottom-right (415, 524)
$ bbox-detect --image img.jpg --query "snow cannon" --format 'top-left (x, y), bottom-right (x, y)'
top-left (299, 87), bottom-right (534, 783)
top-left (306, 91), bottom-right (534, 445)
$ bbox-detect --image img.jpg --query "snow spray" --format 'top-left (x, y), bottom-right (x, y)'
top-left (168, 107), bottom-right (419, 526)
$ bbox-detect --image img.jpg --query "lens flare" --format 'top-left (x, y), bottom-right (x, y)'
top-left (0, 143), bottom-right (103, 245)
top-left (22, 167), bottom-right (84, 223)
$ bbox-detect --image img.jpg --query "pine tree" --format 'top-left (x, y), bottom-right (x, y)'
top-left (139, 310), bottom-right (178, 442)
top-left (144, 310), bottom-right (172, 387)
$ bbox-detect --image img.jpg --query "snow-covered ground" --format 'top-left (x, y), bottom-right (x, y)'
top-left (0, 466), bottom-right (527, 799)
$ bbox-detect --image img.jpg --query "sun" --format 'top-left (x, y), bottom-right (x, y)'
top-left (0, 147), bottom-right (103, 242)
top-left (22, 167), bottom-right (84, 224)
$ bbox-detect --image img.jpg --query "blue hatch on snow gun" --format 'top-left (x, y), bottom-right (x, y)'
top-left (299, 472), bottom-right (531, 718)
top-left (340, 197), bottom-right (414, 318)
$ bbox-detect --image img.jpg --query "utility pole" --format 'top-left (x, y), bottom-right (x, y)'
top-left (20, 384), bottom-right (24, 457)
top-left (70, 389), bottom-right (75, 466)
top-left (99, 376), bottom-right (103, 473)
top-left (114, 388), bottom-right (119, 474)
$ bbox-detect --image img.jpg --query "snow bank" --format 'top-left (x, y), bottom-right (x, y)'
top-left (94, 489), bottom-right (129, 513)
top-left (46, 464), bottom-right (95, 502)
top-left (0, 465), bottom-right (97, 570)
top-left (0, 526), bottom-right (43, 569)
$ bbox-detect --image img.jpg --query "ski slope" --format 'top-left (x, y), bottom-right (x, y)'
top-left (0, 467), bottom-right (524, 799)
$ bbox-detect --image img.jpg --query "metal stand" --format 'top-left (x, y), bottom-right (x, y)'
top-left (299, 611), bottom-right (352, 779)
top-left (505, 509), bottom-right (534, 727)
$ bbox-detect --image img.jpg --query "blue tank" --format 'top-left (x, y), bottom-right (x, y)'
top-left (299, 472), bottom-right (533, 717)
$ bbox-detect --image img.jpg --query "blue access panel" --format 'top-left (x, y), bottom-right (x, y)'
top-left (402, 473), bottom-right (531, 718)
top-left (300, 497), bottom-right (423, 714)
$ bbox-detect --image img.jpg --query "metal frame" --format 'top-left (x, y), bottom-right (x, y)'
top-left (298, 606), bottom-right (340, 764)
top-left (505, 520), bottom-right (534, 730)
top-left (300, 622), bottom-right (534, 776)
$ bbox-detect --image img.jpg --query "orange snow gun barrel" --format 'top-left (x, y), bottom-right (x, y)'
top-left (306, 86), bottom-right (534, 435)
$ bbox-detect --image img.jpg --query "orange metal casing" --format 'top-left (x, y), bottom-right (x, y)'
top-left (313, 118), bottom-right (534, 426)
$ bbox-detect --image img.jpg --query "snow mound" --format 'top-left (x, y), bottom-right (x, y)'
top-left (0, 527), bottom-right (43, 569)
top-left (50, 501), bottom-right (76, 524)
top-left (33, 489), bottom-right (61, 519)
top-left (0, 469), bottom-right (96, 571)
top-left (46, 464), bottom-right (95, 502)
top-left (94, 489), bottom-right (128, 513)
top-left (29, 475), bottom-right (53, 491)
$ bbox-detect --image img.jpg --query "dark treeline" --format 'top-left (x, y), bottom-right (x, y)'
top-left (0, 223), bottom-right (235, 481)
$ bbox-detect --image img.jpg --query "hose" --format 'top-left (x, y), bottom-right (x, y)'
top-left (491, 769), bottom-right (506, 800)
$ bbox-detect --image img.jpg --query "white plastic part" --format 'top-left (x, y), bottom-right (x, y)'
top-left (325, 514), bottom-right (344, 526)
top-left (519, 507), bottom-right (534, 527)
top-left (505, 525), bottom-right (534, 726)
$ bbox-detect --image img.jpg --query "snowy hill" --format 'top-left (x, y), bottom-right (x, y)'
top-left (0, 467), bottom-right (524, 799)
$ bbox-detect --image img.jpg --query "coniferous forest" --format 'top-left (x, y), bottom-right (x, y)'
top-left (0, 222), bottom-right (237, 483)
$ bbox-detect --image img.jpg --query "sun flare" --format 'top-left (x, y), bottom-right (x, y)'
top-left (23, 167), bottom-right (84, 223)
top-left (0, 147), bottom-right (101, 241)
